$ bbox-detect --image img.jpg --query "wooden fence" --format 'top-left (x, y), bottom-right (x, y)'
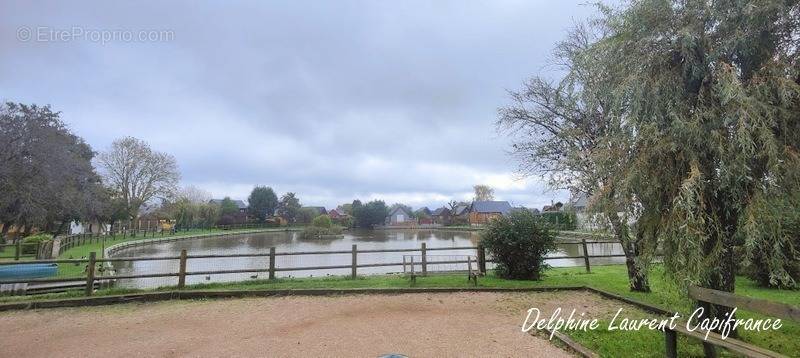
top-left (0, 239), bottom-right (626, 296)
top-left (0, 242), bottom-right (50, 261)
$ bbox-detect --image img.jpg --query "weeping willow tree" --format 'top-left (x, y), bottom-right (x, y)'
top-left (497, 22), bottom-right (656, 292)
top-left (592, 0), bottom-right (800, 321)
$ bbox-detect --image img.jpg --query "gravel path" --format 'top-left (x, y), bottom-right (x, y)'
top-left (0, 291), bottom-right (616, 357)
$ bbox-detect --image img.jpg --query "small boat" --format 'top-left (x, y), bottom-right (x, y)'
top-left (0, 263), bottom-right (59, 279)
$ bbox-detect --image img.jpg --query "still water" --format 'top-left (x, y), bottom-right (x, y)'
top-left (110, 229), bottom-right (625, 289)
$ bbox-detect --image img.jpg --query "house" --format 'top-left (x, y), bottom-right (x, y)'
top-left (451, 204), bottom-right (471, 224)
top-left (209, 199), bottom-right (248, 213)
top-left (468, 200), bottom-right (512, 225)
top-left (542, 200), bottom-right (563, 212)
top-left (567, 193), bottom-right (588, 212)
top-left (328, 208), bottom-right (349, 220)
top-left (386, 206), bottom-right (413, 225)
top-left (415, 207), bottom-right (433, 224)
top-left (567, 192), bottom-right (591, 229)
top-left (431, 207), bottom-right (451, 224)
top-left (70, 220), bottom-right (110, 235)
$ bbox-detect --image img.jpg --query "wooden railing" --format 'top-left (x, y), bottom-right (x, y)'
top-left (0, 242), bottom-right (47, 260)
top-left (663, 285), bottom-right (800, 358)
top-left (0, 240), bottom-right (628, 296)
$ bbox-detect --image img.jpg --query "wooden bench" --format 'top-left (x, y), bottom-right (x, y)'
top-left (402, 255), bottom-right (480, 286)
top-left (664, 285), bottom-right (800, 358)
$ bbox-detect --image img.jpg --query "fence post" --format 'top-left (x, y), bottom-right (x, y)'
top-left (268, 247), bottom-right (276, 280)
top-left (15, 240), bottom-right (21, 260)
top-left (478, 245), bottom-right (486, 274)
top-left (581, 239), bottom-right (591, 273)
top-left (177, 249), bottom-right (187, 289)
top-left (421, 242), bottom-right (427, 276)
top-left (664, 329), bottom-right (677, 358)
top-left (351, 244), bottom-right (357, 279)
top-left (85, 252), bottom-right (96, 296)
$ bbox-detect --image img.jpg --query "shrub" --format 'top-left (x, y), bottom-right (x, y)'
top-left (299, 225), bottom-right (343, 240)
top-left (21, 234), bottom-right (53, 254)
top-left (480, 210), bottom-right (556, 280)
top-left (312, 214), bottom-right (332, 228)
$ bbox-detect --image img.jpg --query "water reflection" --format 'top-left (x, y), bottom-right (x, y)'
top-left (110, 229), bottom-right (625, 289)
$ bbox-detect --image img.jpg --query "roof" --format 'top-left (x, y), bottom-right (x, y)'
top-left (388, 206), bottom-right (411, 217)
top-left (471, 201), bottom-right (512, 215)
top-left (432, 207), bottom-right (450, 216)
top-left (569, 192), bottom-right (589, 208)
top-left (453, 204), bottom-right (470, 216)
top-left (329, 208), bottom-right (349, 216)
top-left (415, 207), bottom-right (431, 215)
top-left (209, 199), bottom-right (247, 209)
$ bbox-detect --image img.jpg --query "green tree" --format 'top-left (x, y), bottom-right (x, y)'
top-left (353, 200), bottom-right (388, 228)
top-left (296, 207), bottom-right (318, 224)
top-left (247, 186), bottom-right (278, 221)
top-left (0, 103), bottom-right (106, 238)
top-left (219, 197), bottom-right (239, 216)
top-left (588, 0), bottom-right (800, 320)
top-left (276, 192), bottom-right (301, 222)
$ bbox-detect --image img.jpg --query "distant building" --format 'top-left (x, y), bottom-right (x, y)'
top-left (386, 206), bottom-right (413, 225)
top-left (567, 193), bottom-right (591, 229)
top-left (328, 208), bottom-right (349, 220)
top-left (415, 207), bottom-right (433, 224)
top-left (567, 193), bottom-right (588, 212)
top-left (431, 207), bottom-right (451, 224)
top-left (468, 201), bottom-right (512, 225)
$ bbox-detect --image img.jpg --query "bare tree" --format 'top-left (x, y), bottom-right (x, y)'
top-left (473, 184), bottom-right (495, 201)
top-left (175, 185), bottom-right (212, 204)
top-left (96, 137), bottom-right (179, 219)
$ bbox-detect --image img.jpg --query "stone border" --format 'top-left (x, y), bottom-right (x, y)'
top-left (0, 286), bottom-right (586, 311)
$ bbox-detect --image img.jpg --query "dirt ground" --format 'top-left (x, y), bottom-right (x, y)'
top-left (0, 291), bottom-right (619, 357)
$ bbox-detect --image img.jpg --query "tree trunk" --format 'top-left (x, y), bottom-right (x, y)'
top-left (0, 221), bottom-right (11, 250)
top-left (608, 211), bottom-right (651, 292)
top-left (697, 205), bottom-right (738, 342)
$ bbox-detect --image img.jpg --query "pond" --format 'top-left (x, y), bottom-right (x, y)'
top-left (109, 229), bottom-right (625, 289)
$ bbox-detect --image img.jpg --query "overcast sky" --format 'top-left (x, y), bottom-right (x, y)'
top-left (1, 1), bottom-right (600, 210)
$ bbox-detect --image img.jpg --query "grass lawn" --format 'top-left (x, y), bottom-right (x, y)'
top-left (2, 261), bottom-right (797, 357)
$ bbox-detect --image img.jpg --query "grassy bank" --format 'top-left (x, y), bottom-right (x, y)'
top-left (2, 264), bottom-right (797, 357)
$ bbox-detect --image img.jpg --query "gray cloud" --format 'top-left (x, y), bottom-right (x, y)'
top-left (1, 1), bottom-right (596, 209)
